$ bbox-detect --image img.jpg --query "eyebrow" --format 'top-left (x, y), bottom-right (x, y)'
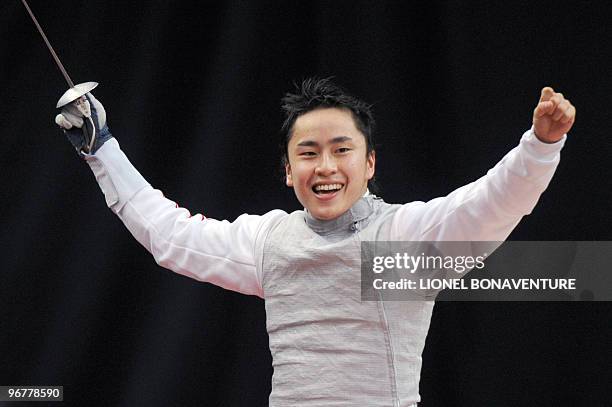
top-left (296, 136), bottom-right (353, 148)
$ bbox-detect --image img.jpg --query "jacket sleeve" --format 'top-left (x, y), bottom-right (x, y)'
top-left (390, 128), bottom-right (566, 242)
top-left (84, 138), bottom-right (285, 298)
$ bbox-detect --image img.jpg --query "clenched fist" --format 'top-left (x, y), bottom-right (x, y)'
top-left (533, 87), bottom-right (576, 143)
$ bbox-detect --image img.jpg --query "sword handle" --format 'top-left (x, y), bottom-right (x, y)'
top-left (80, 116), bottom-right (94, 154)
top-left (72, 96), bottom-right (97, 154)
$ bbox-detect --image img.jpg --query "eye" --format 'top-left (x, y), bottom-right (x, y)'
top-left (299, 151), bottom-right (317, 157)
top-left (336, 147), bottom-right (352, 154)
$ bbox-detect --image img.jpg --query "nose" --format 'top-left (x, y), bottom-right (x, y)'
top-left (315, 152), bottom-right (338, 176)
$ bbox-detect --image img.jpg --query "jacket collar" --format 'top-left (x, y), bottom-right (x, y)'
top-left (304, 194), bottom-right (377, 235)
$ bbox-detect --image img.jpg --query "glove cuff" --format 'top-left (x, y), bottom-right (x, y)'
top-left (95, 125), bottom-right (113, 151)
top-left (71, 123), bottom-right (113, 158)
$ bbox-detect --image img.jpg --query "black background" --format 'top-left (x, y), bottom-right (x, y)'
top-left (1, 1), bottom-right (611, 406)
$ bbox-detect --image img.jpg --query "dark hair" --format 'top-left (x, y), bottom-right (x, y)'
top-left (280, 77), bottom-right (376, 164)
top-left (280, 77), bottom-right (379, 192)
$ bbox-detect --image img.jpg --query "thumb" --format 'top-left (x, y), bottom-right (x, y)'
top-left (539, 86), bottom-right (554, 102)
top-left (55, 113), bottom-right (73, 130)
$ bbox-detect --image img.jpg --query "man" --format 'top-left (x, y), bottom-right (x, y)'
top-left (55, 78), bottom-right (575, 406)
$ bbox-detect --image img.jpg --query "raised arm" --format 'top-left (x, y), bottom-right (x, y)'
top-left (56, 94), bottom-right (285, 297)
top-left (391, 87), bottom-right (575, 242)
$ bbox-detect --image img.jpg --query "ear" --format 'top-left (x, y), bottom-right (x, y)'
top-left (285, 163), bottom-right (293, 187)
top-left (366, 150), bottom-right (376, 180)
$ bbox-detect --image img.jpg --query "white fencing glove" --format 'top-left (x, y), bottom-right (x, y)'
top-left (55, 93), bottom-right (113, 156)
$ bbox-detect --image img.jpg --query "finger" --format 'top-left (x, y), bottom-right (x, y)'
top-left (85, 92), bottom-right (103, 111)
top-left (552, 92), bottom-right (564, 104)
top-left (60, 107), bottom-right (84, 128)
top-left (55, 113), bottom-right (73, 130)
top-left (87, 93), bottom-right (106, 128)
top-left (552, 100), bottom-right (570, 121)
top-left (539, 87), bottom-right (555, 102)
top-left (548, 93), bottom-right (565, 116)
top-left (560, 104), bottom-right (576, 124)
top-left (534, 100), bottom-right (554, 118)
top-left (85, 92), bottom-right (98, 104)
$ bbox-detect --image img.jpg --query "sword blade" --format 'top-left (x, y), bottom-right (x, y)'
top-left (21, 0), bottom-right (75, 88)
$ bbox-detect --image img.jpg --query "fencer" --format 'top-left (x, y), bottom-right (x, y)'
top-left (55, 78), bottom-right (575, 406)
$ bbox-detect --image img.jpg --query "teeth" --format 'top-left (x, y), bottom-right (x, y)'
top-left (314, 183), bottom-right (343, 192)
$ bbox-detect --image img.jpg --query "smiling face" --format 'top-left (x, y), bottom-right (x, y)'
top-left (285, 107), bottom-right (376, 220)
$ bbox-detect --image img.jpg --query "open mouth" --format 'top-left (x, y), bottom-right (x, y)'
top-left (312, 183), bottom-right (344, 195)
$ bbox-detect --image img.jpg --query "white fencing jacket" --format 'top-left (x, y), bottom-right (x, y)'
top-left (85, 128), bottom-right (565, 406)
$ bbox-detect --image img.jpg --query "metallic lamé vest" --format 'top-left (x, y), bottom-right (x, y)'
top-left (261, 196), bottom-right (432, 407)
